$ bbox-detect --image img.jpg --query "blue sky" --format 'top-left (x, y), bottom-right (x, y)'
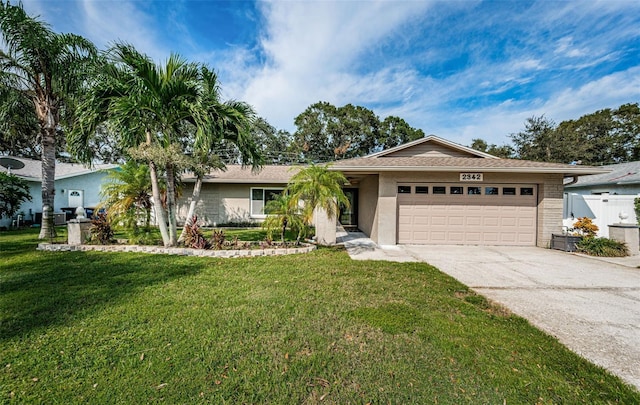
top-left (22, 0), bottom-right (640, 147)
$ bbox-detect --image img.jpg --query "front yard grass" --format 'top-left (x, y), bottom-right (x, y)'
top-left (1, 229), bottom-right (638, 403)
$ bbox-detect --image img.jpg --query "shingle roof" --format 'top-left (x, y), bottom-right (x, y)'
top-left (183, 164), bottom-right (299, 184)
top-left (566, 161), bottom-right (640, 188)
top-left (0, 155), bottom-right (117, 181)
top-left (331, 156), bottom-right (608, 176)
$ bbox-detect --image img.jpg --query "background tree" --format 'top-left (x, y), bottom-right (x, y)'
top-left (510, 115), bottom-right (559, 162)
top-left (0, 171), bottom-right (31, 219)
top-left (470, 138), bottom-right (514, 158)
top-left (378, 116), bottom-right (425, 150)
top-left (333, 104), bottom-right (379, 159)
top-left (0, 1), bottom-right (96, 238)
top-left (0, 85), bottom-right (40, 159)
top-left (248, 117), bottom-right (294, 164)
top-left (508, 103), bottom-right (640, 165)
top-left (292, 101), bottom-right (336, 162)
top-left (292, 101), bottom-right (425, 162)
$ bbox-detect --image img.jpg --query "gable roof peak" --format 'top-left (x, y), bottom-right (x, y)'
top-left (367, 134), bottom-right (500, 159)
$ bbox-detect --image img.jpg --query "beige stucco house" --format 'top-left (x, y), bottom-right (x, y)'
top-left (330, 135), bottom-right (606, 247)
top-left (177, 165), bottom-right (297, 226)
top-left (178, 135), bottom-right (606, 247)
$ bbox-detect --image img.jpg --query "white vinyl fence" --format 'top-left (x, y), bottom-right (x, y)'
top-left (563, 193), bottom-right (639, 237)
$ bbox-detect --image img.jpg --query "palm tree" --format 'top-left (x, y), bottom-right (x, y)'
top-left (262, 193), bottom-right (306, 244)
top-left (178, 67), bottom-right (262, 242)
top-left (0, 84), bottom-right (40, 159)
top-left (70, 44), bottom-right (262, 247)
top-left (99, 160), bottom-right (154, 232)
top-left (0, 1), bottom-right (96, 238)
top-left (70, 43), bottom-right (202, 246)
top-left (286, 163), bottom-right (350, 226)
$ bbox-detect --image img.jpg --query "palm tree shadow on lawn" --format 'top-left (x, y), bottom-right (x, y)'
top-left (0, 251), bottom-right (201, 341)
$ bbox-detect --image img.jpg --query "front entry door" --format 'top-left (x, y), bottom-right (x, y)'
top-left (339, 188), bottom-right (358, 229)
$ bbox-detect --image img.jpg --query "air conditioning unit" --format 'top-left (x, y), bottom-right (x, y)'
top-left (54, 213), bottom-right (66, 225)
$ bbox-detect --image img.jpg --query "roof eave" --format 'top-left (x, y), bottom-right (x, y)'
top-left (189, 178), bottom-right (290, 184)
top-left (331, 165), bottom-right (610, 176)
top-left (567, 180), bottom-right (640, 188)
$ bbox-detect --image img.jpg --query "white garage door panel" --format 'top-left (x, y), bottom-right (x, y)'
top-left (398, 184), bottom-right (537, 246)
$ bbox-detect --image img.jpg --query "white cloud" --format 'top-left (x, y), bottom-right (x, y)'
top-left (422, 67), bottom-right (640, 147)
top-left (16, 0), bottom-right (640, 152)
top-left (228, 1), bottom-right (432, 130)
top-left (78, 0), bottom-right (168, 60)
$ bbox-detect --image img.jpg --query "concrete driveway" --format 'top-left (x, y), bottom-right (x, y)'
top-left (338, 232), bottom-right (640, 390)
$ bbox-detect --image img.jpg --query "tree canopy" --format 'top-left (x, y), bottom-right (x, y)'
top-left (0, 0), bottom-right (96, 238)
top-left (471, 103), bottom-right (640, 165)
top-left (291, 101), bottom-right (424, 163)
top-left (0, 171), bottom-right (31, 219)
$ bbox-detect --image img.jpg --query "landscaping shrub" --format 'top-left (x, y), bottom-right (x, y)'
top-left (90, 212), bottom-right (114, 245)
top-left (571, 217), bottom-right (599, 237)
top-left (210, 229), bottom-right (226, 249)
top-left (184, 216), bottom-right (209, 249)
top-left (576, 237), bottom-right (628, 257)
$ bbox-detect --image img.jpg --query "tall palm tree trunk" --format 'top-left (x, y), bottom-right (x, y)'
top-left (38, 108), bottom-right (57, 239)
top-left (178, 174), bottom-right (203, 243)
top-left (165, 163), bottom-right (178, 246)
top-left (149, 160), bottom-right (170, 246)
top-left (146, 131), bottom-right (170, 246)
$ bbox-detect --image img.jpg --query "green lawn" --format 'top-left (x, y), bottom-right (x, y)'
top-left (1, 229), bottom-right (638, 403)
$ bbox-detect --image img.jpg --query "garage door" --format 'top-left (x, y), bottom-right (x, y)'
top-left (397, 184), bottom-right (537, 245)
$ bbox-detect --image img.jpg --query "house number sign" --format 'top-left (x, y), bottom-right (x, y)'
top-left (459, 173), bottom-right (483, 181)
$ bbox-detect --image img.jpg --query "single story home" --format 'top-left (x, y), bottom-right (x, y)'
top-left (0, 155), bottom-right (117, 228)
top-left (565, 161), bottom-right (640, 195)
top-left (178, 135), bottom-right (606, 247)
top-left (330, 136), bottom-right (606, 247)
top-left (177, 165), bottom-right (298, 226)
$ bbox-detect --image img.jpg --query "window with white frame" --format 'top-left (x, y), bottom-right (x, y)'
top-left (250, 188), bottom-right (283, 217)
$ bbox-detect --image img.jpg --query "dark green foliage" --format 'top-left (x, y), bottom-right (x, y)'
top-left (292, 101), bottom-right (424, 162)
top-left (508, 103), bottom-right (640, 164)
top-left (577, 237), bottom-right (628, 257)
top-left (470, 138), bottom-right (514, 158)
top-left (635, 198), bottom-right (640, 226)
top-left (0, 172), bottom-right (31, 218)
top-left (90, 213), bottom-right (114, 245)
top-left (183, 216), bottom-right (209, 249)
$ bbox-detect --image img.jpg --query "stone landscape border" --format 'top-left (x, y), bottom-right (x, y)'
top-left (37, 242), bottom-right (315, 257)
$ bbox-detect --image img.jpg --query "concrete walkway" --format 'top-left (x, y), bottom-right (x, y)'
top-left (337, 231), bottom-right (640, 390)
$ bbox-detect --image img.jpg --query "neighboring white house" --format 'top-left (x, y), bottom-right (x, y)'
top-left (564, 162), bottom-right (640, 237)
top-left (0, 156), bottom-right (117, 228)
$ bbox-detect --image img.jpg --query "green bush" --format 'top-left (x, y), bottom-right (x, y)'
top-left (576, 237), bottom-right (628, 257)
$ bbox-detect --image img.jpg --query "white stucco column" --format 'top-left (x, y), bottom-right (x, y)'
top-left (377, 173), bottom-right (397, 246)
